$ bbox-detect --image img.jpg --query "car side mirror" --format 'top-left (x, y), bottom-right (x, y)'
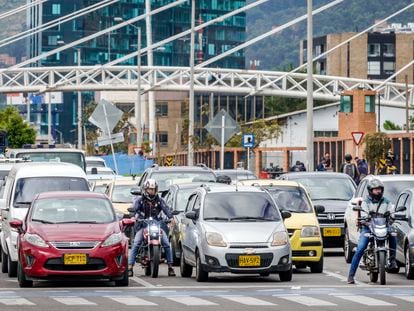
top-left (281, 210), bottom-right (291, 219)
top-left (9, 219), bottom-right (23, 233)
top-left (121, 218), bottom-right (135, 231)
top-left (161, 190), bottom-right (169, 198)
top-left (130, 187), bottom-right (141, 196)
top-left (314, 205), bottom-right (325, 214)
top-left (395, 205), bottom-right (407, 213)
top-left (185, 211), bottom-right (197, 220)
top-left (172, 210), bottom-right (181, 216)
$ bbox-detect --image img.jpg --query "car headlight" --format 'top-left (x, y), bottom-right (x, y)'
top-left (206, 232), bottom-right (227, 247)
top-left (102, 233), bottom-right (122, 247)
top-left (272, 231), bottom-right (288, 246)
top-left (301, 226), bottom-right (320, 237)
top-left (23, 233), bottom-right (49, 248)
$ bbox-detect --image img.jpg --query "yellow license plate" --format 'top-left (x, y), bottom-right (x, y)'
top-left (64, 254), bottom-right (87, 265)
top-left (238, 255), bottom-right (261, 267)
top-left (323, 228), bottom-right (341, 237)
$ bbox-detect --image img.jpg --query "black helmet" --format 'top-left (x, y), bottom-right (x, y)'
top-left (143, 178), bottom-right (158, 201)
top-left (344, 154), bottom-right (352, 162)
top-left (367, 178), bottom-right (384, 201)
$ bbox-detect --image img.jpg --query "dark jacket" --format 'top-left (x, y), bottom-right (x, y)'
top-left (131, 195), bottom-right (173, 230)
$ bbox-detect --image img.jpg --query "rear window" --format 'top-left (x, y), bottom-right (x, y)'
top-left (266, 186), bottom-right (312, 213)
top-left (13, 177), bottom-right (89, 207)
top-left (112, 184), bottom-right (134, 203)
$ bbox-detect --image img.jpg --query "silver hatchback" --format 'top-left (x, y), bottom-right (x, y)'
top-left (180, 184), bottom-right (292, 282)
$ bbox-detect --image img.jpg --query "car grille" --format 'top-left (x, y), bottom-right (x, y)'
top-left (50, 241), bottom-right (99, 249)
top-left (225, 253), bottom-right (273, 268)
top-left (318, 212), bottom-right (345, 224)
top-left (44, 258), bottom-right (106, 271)
top-left (229, 244), bottom-right (268, 249)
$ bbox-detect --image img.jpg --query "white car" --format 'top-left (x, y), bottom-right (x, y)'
top-left (344, 174), bottom-right (414, 263)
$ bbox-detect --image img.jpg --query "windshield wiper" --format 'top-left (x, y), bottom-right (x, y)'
top-left (31, 218), bottom-right (55, 224)
top-left (230, 216), bottom-right (274, 221)
top-left (203, 217), bottom-right (230, 221)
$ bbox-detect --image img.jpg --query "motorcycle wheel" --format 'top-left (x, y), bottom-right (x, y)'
top-left (369, 271), bottom-right (378, 283)
top-left (405, 247), bottom-right (414, 280)
top-left (379, 251), bottom-right (386, 285)
top-left (151, 246), bottom-right (160, 278)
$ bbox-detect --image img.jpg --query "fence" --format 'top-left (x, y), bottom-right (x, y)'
top-left (100, 154), bottom-right (154, 175)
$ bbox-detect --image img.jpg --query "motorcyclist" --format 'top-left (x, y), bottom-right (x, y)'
top-left (128, 179), bottom-right (176, 277)
top-left (347, 178), bottom-right (397, 284)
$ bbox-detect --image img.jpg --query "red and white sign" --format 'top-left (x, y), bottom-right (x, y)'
top-left (351, 132), bottom-right (364, 145)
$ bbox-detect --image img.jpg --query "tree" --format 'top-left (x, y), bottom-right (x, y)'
top-left (0, 106), bottom-right (36, 148)
top-left (363, 132), bottom-right (391, 173)
top-left (383, 120), bottom-right (402, 130)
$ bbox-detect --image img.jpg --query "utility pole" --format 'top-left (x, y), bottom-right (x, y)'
top-left (146, 0), bottom-right (155, 156)
top-left (77, 48), bottom-right (82, 150)
top-left (188, 0), bottom-right (196, 166)
top-left (406, 74), bottom-right (410, 133)
top-left (306, 0), bottom-right (314, 171)
top-left (136, 27), bottom-right (142, 150)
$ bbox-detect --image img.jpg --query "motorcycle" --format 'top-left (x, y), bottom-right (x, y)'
top-left (353, 205), bottom-right (407, 285)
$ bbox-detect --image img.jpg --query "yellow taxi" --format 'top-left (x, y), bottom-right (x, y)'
top-left (238, 179), bottom-right (324, 273)
top-left (105, 176), bottom-right (138, 216)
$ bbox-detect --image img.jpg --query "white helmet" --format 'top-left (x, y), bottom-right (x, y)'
top-left (143, 178), bottom-right (158, 201)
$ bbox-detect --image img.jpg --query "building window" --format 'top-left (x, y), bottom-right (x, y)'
top-left (52, 4), bottom-right (61, 15)
top-left (314, 131), bottom-right (338, 137)
top-left (368, 43), bottom-right (380, 57)
top-left (208, 44), bottom-right (215, 55)
top-left (365, 95), bottom-right (375, 112)
top-left (368, 61), bottom-right (380, 75)
top-left (340, 95), bottom-right (353, 113)
top-left (156, 132), bottom-right (168, 147)
top-left (47, 35), bottom-right (60, 45)
top-left (383, 61), bottom-right (395, 74)
top-left (156, 102), bottom-right (168, 117)
top-left (383, 43), bottom-right (395, 57)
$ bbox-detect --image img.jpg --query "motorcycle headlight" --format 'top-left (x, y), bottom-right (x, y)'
top-left (23, 233), bottom-right (49, 248)
top-left (272, 231), bottom-right (288, 246)
top-left (206, 232), bottom-right (227, 247)
top-left (149, 225), bottom-right (159, 233)
top-left (102, 233), bottom-right (122, 247)
top-left (301, 226), bottom-right (320, 237)
top-left (375, 228), bottom-right (387, 237)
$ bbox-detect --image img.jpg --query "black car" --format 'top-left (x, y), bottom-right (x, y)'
top-left (163, 182), bottom-right (225, 266)
top-left (393, 188), bottom-right (414, 279)
top-left (137, 164), bottom-right (217, 193)
top-left (279, 172), bottom-right (356, 247)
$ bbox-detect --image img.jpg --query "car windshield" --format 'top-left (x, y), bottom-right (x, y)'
top-left (203, 192), bottom-right (281, 222)
top-left (383, 180), bottom-right (414, 203)
top-left (93, 184), bottom-right (109, 193)
top-left (176, 188), bottom-right (197, 211)
top-left (16, 151), bottom-right (86, 172)
top-left (266, 186), bottom-right (312, 213)
top-left (13, 177), bottom-right (89, 207)
top-left (150, 171), bottom-right (216, 191)
top-left (112, 184), bottom-right (134, 203)
top-left (31, 198), bottom-right (115, 224)
top-left (86, 160), bottom-right (106, 168)
top-left (291, 176), bottom-right (355, 200)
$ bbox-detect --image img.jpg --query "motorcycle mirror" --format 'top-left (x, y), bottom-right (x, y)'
top-left (281, 210), bottom-right (291, 219)
top-left (352, 206), bottom-right (362, 212)
top-left (127, 207), bottom-right (135, 213)
top-left (172, 210), bottom-right (181, 215)
top-left (130, 187), bottom-right (141, 196)
top-left (185, 211), bottom-right (197, 220)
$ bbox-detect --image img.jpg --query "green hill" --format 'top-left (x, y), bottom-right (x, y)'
top-left (245, 0), bottom-right (414, 70)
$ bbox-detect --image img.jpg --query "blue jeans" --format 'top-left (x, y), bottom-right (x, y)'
top-left (128, 228), bottom-right (173, 265)
top-left (348, 227), bottom-right (397, 277)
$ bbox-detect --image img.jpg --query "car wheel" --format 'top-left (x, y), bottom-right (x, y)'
top-left (171, 239), bottom-right (180, 266)
top-left (310, 255), bottom-right (323, 273)
top-left (1, 247), bottom-right (7, 273)
top-left (180, 250), bottom-right (192, 278)
top-left (195, 252), bottom-right (208, 282)
top-left (405, 247), bottom-right (414, 280)
top-left (17, 261), bottom-right (32, 288)
top-left (344, 228), bottom-right (355, 264)
top-left (114, 268), bottom-right (129, 287)
top-left (8, 256), bottom-right (17, 277)
top-left (279, 268), bottom-right (292, 282)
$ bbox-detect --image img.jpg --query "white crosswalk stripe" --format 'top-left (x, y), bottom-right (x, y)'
top-left (220, 296), bottom-right (275, 306)
top-left (278, 295), bottom-right (337, 306)
top-left (0, 297), bottom-right (35, 305)
top-left (53, 297), bottom-right (97, 305)
top-left (168, 296), bottom-right (218, 306)
top-left (333, 295), bottom-right (396, 306)
top-left (106, 296), bottom-right (157, 306)
top-left (392, 295), bottom-right (414, 303)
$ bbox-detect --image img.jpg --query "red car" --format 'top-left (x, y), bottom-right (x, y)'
top-left (10, 191), bottom-right (134, 287)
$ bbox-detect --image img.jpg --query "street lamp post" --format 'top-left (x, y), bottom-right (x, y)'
top-left (306, 0), bottom-right (314, 171)
top-left (76, 48), bottom-right (82, 150)
top-left (188, 0), bottom-right (196, 166)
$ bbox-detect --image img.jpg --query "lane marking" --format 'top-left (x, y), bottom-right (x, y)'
top-left (130, 276), bottom-right (157, 288)
top-left (220, 296), bottom-right (275, 306)
top-left (0, 297), bottom-right (35, 305)
top-left (323, 269), bottom-right (362, 285)
top-left (392, 295), bottom-right (414, 303)
top-left (106, 296), bottom-right (157, 306)
top-left (53, 296), bottom-right (97, 305)
top-left (168, 296), bottom-right (218, 306)
top-left (279, 294), bottom-right (337, 306)
top-left (334, 295), bottom-right (395, 306)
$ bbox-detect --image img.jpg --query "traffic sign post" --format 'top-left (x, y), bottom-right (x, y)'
top-left (351, 131), bottom-right (364, 158)
top-left (243, 134), bottom-right (255, 171)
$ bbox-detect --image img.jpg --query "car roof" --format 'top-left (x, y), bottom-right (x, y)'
top-left (173, 182), bottom-right (224, 190)
top-left (86, 156), bottom-right (105, 162)
top-left (11, 162), bottom-right (87, 179)
top-left (238, 179), bottom-right (302, 188)
top-left (112, 177), bottom-right (138, 186)
top-left (363, 174), bottom-right (414, 182)
top-left (201, 184), bottom-right (268, 194)
top-left (147, 164), bottom-right (214, 172)
top-left (36, 191), bottom-right (107, 200)
top-left (10, 148), bottom-right (84, 154)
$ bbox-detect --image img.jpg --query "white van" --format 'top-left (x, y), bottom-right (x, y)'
top-left (0, 162), bottom-right (90, 277)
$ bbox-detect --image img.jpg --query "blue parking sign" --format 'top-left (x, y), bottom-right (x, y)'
top-left (242, 134), bottom-right (254, 148)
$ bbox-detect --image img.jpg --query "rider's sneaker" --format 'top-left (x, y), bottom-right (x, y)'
top-left (128, 265), bottom-right (134, 277)
top-left (347, 276), bottom-right (355, 284)
top-left (389, 259), bottom-right (398, 270)
top-left (168, 267), bottom-right (176, 277)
